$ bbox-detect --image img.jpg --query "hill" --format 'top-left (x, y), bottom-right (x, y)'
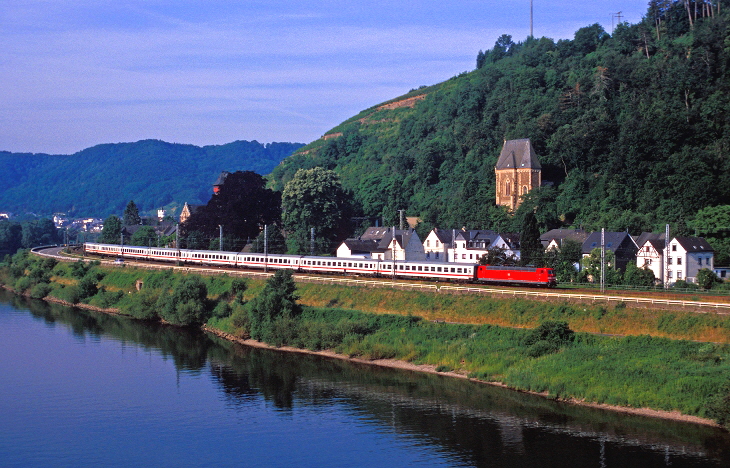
top-left (0, 139), bottom-right (303, 218)
top-left (269, 2), bottom-right (730, 237)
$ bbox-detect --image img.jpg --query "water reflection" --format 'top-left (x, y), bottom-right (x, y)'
top-left (5, 291), bottom-right (730, 467)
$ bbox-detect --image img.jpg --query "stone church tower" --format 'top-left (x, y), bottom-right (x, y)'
top-left (495, 138), bottom-right (541, 211)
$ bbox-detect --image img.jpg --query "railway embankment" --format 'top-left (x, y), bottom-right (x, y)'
top-left (4, 248), bottom-right (730, 429)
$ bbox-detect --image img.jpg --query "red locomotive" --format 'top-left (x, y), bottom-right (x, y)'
top-left (476, 265), bottom-right (556, 287)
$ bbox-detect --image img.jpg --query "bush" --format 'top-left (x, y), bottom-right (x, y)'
top-left (157, 275), bottom-right (211, 326)
top-left (14, 276), bottom-right (32, 293)
top-left (52, 285), bottom-right (81, 304)
top-left (29, 282), bottom-right (53, 299)
top-left (122, 289), bottom-right (160, 320)
top-left (696, 269), bottom-right (721, 290)
top-left (524, 321), bottom-right (575, 347)
top-left (707, 381), bottom-right (730, 428)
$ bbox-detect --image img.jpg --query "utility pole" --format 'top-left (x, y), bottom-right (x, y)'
top-left (310, 228), bottom-right (315, 256)
top-left (665, 224), bottom-right (670, 288)
top-left (219, 225), bottom-right (223, 251)
top-left (600, 228), bottom-right (606, 293)
top-left (530, 0), bottom-right (534, 38)
top-left (397, 209), bottom-right (406, 230)
top-left (264, 224), bottom-right (268, 273)
top-left (611, 11), bottom-right (623, 32)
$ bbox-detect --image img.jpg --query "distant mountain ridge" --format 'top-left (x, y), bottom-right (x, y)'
top-left (0, 139), bottom-right (303, 218)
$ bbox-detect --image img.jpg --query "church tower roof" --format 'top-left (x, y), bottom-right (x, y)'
top-left (495, 138), bottom-right (541, 170)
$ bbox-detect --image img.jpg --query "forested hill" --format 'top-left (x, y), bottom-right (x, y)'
top-left (0, 139), bottom-right (303, 218)
top-left (269, 1), bottom-right (730, 236)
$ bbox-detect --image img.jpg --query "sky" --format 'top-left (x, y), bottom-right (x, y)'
top-left (1, 1), bottom-right (648, 155)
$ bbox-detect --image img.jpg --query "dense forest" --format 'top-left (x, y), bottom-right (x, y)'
top-left (269, 1), bottom-right (730, 240)
top-left (0, 139), bottom-right (303, 218)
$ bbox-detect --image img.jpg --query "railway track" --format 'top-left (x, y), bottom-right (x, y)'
top-left (31, 245), bottom-right (730, 314)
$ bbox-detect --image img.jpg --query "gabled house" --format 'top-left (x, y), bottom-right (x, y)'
top-left (180, 202), bottom-right (204, 224)
top-left (337, 227), bottom-right (425, 261)
top-left (541, 229), bottom-right (588, 251)
top-left (423, 228), bottom-right (453, 262)
top-left (450, 229), bottom-right (498, 263)
top-left (581, 231), bottom-right (638, 271)
top-left (666, 237), bottom-right (714, 284)
top-left (635, 233), bottom-right (666, 282)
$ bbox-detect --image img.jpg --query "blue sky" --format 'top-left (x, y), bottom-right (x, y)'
top-left (2, 1), bottom-right (647, 154)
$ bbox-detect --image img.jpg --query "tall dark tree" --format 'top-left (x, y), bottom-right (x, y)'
top-left (184, 171), bottom-right (281, 250)
top-left (100, 215), bottom-right (122, 244)
top-left (123, 200), bottom-right (141, 226)
top-left (520, 211), bottom-right (543, 266)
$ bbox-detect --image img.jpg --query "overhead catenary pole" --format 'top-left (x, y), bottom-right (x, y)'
top-left (530, 0), bottom-right (533, 38)
top-left (600, 228), bottom-right (606, 293)
top-left (665, 223), bottom-right (670, 288)
top-left (310, 227), bottom-right (315, 256)
top-left (219, 225), bottom-right (223, 251)
top-left (398, 209), bottom-right (405, 231)
top-left (264, 224), bottom-right (268, 273)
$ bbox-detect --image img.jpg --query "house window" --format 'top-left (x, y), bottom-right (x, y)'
top-left (677, 270), bottom-right (683, 280)
top-left (426, 252), bottom-right (430, 259)
top-left (644, 259), bottom-right (651, 266)
top-left (672, 244), bottom-right (677, 251)
top-left (668, 271), bottom-right (673, 278)
top-left (505, 181), bottom-right (511, 196)
top-left (426, 240), bottom-right (430, 247)
top-left (698, 257), bottom-right (702, 266)
top-left (462, 254), bottom-right (466, 259)
top-left (677, 257), bottom-right (682, 265)
top-left (435, 252), bottom-right (439, 259)
top-left (668, 257), bottom-right (672, 265)
top-left (522, 185), bottom-right (528, 195)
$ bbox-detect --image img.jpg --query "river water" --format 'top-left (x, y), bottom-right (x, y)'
top-left (1, 290), bottom-right (729, 467)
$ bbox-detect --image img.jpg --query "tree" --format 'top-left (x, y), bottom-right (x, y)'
top-left (282, 168), bottom-right (353, 254)
top-left (582, 248), bottom-right (622, 285)
top-left (123, 200), bottom-right (141, 226)
top-left (519, 211), bottom-right (543, 266)
top-left (251, 224), bottom-right (287, 254)
top-left (545, 239), bottom-right (583, 282)
top-left (157, 276), bottom-right (211, 326)
top-left (184, 171), bottom-right (281, 250)
top-left (246, 270), bottom-right (301, 345)
top-left (623, 262), bottom-right (656, 287)
top-left (0, 221), bottom-right (23, 254)
top-left (100, 215), bottom-right (122, 244)
top-left (130, 226), bottom-right (157, 246)
top-left (689, 205), bottom-right (730, 266)
top-left (696, 268), bottom-right (721, 290)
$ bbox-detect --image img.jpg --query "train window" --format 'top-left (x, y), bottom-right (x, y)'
top-left (348, 263), bottom-right (353, 267)
top-left (417, 266), bottom-right (422, 271)
top-left (405, 266), bottom-right (410, 271)
top-left (437, 267), bottom-right (442, 272)
top-left (457, 268), bottom-right (462, 273)
top-left (399, 265), bottom-right (403, 270)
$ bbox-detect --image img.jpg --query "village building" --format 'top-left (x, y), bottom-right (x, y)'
top-left (666, 237), bottom-right (714, 284)
top-left (540, 228), bottom-right (589, 251)
top-left (581, 231), bottom-right (638, 271)
top-left (336, 227), bottom-right (425, 261)
top-left (179, 202), bottom-right (203, 224)
top-left (423, 228), bottom-right (453, 261)
top-left (494, 138), bottom-right (541, 211)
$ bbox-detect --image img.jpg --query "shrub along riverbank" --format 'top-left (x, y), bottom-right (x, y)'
top-left (2, 250), bottom-right (730, 428)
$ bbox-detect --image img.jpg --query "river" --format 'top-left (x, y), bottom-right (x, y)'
top-left (1, 290), bottom-right (729, 467)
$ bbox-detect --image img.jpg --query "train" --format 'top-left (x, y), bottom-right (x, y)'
top-left (83, 242), bottom-right (557, 287)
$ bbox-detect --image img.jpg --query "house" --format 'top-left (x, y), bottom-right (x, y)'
top-left (666, 237), bottom-right (714, 284)
top-left (494, 138), bottom-right (542, 211)
top-left (541, 229), bottom-right (588, 251)
top-left (423, 228), bottom-right (453, 262)
top-left (581, 231), bottom-right (638, 271)
top-left (636, 238), bottom-right (666, 282)
top-left (450, 229), bottom-right (498, 263)
top-left (336, 239), bottom-right (380, 259)
top-left (337, 227), bottom-right (426, 261)
top-left (180, 202), bottom-right (204, 224)
top-left (714, 266), bottom-right (730, 281)
top-left (447, 230), bottom-right (520, 263)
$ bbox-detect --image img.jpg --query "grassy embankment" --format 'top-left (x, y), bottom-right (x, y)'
top-left (2, 250), bottom-right (730, 426)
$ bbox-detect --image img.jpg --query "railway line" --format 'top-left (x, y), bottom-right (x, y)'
top-left (31, 245), bottom-right (730, 315)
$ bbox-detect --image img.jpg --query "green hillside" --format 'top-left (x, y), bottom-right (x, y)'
top-left (0, 139), bottom-right (303, 218)
top-left (270, 2), bottom-right (730, 236)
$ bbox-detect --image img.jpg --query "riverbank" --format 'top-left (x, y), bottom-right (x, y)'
top-left (200, 325), bottom-right (721, 428)
top-left (2, 252), bottom-right (728, 429)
